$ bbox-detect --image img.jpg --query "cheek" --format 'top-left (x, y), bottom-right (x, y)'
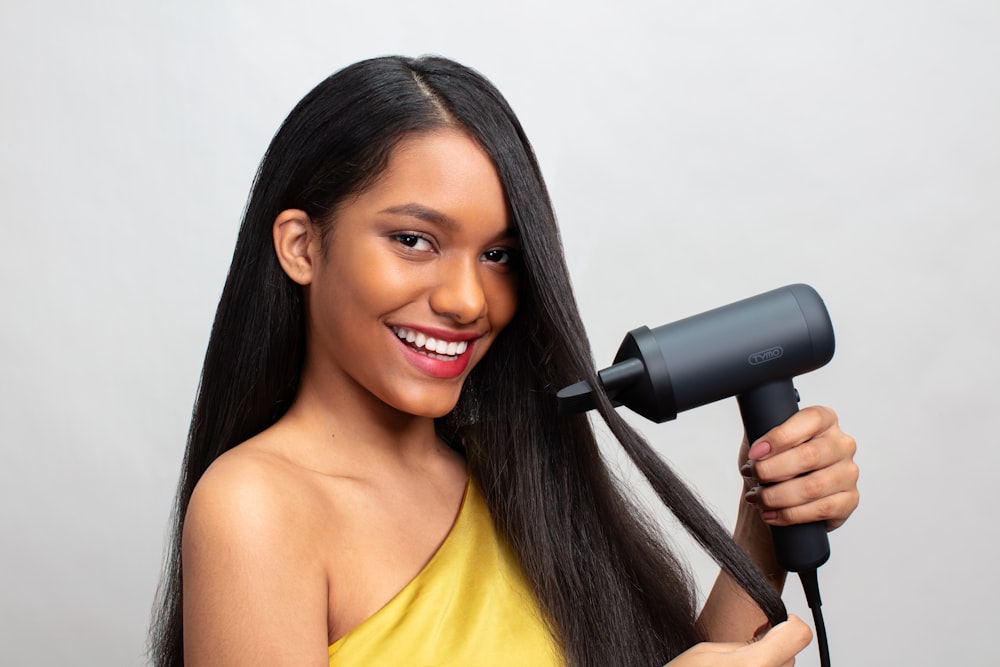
top-left (485, 276), bottom-right (519, 332)
top-left (352, 265), bottom-right (413, 308)
top-left (325, 243), bottom-right (415, 310)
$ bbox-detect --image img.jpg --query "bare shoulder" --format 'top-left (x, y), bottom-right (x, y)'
top-left (182, 442), bottom-right (332, 666)
top-left (186, 443), bottom-right (321, 539)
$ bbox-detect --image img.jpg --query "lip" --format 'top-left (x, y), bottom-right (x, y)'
top-left (387, 324), bottom-right (483, 380)
top-left (390, 323), bottom-right (483, 342)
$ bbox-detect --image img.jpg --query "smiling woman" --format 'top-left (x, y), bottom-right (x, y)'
top-left (149, 56), bottom-right (857, 667)
top-left (273, 130), bottom-right (519, 415)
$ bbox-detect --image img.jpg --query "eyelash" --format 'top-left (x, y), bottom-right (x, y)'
top-left (391, 233), bottom-right (519, 268)
top-left (392, 233), bottom-right (433, 252)
top-left (482, 248), bottom-right (517, 266)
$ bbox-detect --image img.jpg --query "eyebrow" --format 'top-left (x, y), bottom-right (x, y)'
top-left (381, 203), bottom-right (458, 230)
top-left (380, 203), bottom-right (519, 241)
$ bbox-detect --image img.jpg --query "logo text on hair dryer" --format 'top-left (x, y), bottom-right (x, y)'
top-left (748, 347), bottom-right (784, 365)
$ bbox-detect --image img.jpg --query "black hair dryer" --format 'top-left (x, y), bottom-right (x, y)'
top-left (557, 283), bottom-right (835, 573)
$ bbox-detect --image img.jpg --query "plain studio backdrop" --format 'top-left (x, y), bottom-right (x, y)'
top-left (1, 1), bottom-right (997, 665)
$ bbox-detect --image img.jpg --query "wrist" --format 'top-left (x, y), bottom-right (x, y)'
top-left (734, 498), bottom-right (787, 593)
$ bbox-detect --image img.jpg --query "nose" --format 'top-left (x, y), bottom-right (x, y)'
top-left (429, 257), bottom-right (487, 324)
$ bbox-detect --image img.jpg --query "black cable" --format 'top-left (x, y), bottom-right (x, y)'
top-left (797, 567), bottom-right (831, 667)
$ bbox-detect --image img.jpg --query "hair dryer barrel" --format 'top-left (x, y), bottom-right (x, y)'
top-left (557, 284), bottom-right (835, 422)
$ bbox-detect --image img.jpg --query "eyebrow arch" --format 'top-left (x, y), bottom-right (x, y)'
top-left (380, 203), bottom-right (519, 241)
top-left (381, 203), bottom-right (457, 230)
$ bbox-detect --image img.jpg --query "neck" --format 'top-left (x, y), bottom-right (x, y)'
top-left (277, 362), bottom-right (455, 477)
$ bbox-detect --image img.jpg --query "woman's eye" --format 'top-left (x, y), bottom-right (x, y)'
top-left (393, 233), bottom-right (433, 252)
top-left (482, 247), bottom-right (519, 267)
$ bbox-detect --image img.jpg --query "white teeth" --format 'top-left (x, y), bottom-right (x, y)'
top-left (392, 326), bottom-right (470, 359)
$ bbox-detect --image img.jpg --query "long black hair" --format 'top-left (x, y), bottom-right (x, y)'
top-left (149, 55), bottom-right (786, 667)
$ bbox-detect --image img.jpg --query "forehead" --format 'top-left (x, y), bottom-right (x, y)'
top-left (345, 129), bottom-right (510, 230)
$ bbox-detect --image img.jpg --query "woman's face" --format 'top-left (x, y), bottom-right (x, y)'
top-left (302, 129), bottom-right (519, 419)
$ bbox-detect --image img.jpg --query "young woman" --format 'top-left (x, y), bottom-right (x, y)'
top-left (150, 55), bottom-right (859, 667)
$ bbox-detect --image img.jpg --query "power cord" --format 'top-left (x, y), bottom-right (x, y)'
top-left (798, 568), bottom-right (831, 667)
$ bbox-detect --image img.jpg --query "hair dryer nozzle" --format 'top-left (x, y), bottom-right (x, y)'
top-left (556, 358), bottom-right (647, 415)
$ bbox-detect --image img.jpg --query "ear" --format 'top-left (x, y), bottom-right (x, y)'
top-left (273, 209), bottom-right (319, 285)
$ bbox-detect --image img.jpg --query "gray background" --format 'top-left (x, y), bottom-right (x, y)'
top-left (2, 1), bottom-right (997, 665)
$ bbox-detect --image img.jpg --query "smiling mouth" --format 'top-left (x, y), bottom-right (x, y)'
top-left (392, 326), bottom-right (470, 361)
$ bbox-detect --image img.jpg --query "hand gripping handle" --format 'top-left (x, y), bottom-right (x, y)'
top-left (737, 379), bottom-right (830, 572)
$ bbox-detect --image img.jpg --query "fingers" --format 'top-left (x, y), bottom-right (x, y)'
top-left (745, 405), bottom-right (856, 483)
top-left (669, 616), bottom-right (812, 667)
top-left (745, 459), bottom-right (860, 527)
top-left (742, 406), bottom-right (859, 530)
top-left (744, 615), bottom-right (813, 665)
top-left (750, 488), bottom-right (860, 529)
top-left (747, 406), bottom-right (843, 464)
top-left (751, 433), bottom-right (855, 484)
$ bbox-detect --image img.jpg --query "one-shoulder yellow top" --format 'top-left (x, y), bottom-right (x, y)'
top-left (327, 477), bottom-right (563, 666)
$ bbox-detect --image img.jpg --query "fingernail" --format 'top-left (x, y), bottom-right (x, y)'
top-left (740, 462), bottom-right (754, 478)
top-left (748, 441), bottom-right (771, 460)
top-left (744, 487), bottom-right (760, 505)
top-left (761, 510), bottom-right (778, 521)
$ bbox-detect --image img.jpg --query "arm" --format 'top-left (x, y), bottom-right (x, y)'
top-left (697, 492), bottom-right (785, 641)
top-left (698, 406), bottom-right (859, 642)
top-left (181, 456), bottom-right (331, 666)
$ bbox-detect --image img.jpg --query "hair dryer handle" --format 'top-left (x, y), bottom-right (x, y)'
top-left (737, 380), bottom-right (831, 572)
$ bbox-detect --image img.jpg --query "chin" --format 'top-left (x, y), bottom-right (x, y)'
top-left (387, 386), bottom-right (463, 420)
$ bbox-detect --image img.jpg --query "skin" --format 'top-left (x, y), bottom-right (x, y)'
top-left (670, 615), bottom-right (814, 667)
top-left (181, 128), bottom-right (860, 667)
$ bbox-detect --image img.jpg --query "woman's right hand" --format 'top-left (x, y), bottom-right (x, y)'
top-left (665, 616), bottom-right (812, 667)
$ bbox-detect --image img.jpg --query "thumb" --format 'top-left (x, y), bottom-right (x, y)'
top-left (744, 615), bottom-right (813, 664)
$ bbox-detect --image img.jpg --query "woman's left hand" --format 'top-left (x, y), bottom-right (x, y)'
top-left (740, 406), bottom-right (859, 531)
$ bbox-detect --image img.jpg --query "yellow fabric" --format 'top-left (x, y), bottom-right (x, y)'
top-left (328, 478), bottom-right (563, 666)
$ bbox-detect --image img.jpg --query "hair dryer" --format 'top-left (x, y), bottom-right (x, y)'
top-left (556, 283), bottom-right (835, 573)
top-left (558, 284), bottom-right (843, 666)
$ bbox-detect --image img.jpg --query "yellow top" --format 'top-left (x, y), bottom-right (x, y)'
top-left (328, 478), bottom-right (563, 666)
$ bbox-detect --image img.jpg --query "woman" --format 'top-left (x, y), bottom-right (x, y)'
top-left (150, 55), bottom-right (859, 666)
